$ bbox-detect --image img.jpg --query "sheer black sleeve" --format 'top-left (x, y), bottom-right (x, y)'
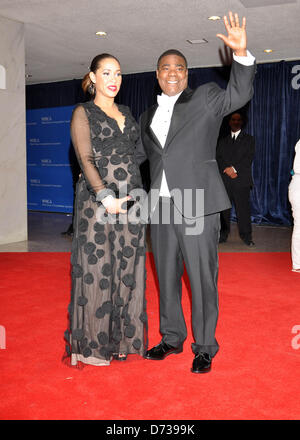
top-left (70, 105), bottom-right (106, 197)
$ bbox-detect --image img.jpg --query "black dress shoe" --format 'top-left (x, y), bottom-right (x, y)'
top-left (191, 352), bottom-right (212, 374)
top-left (144, 341), bottom-right (183, 360)
top-left (113, 353), bottom-right (127, 361)
top-left (61, 224), bottom-right (74, 236)
top-left (243, 239), bottom-right (255, 246)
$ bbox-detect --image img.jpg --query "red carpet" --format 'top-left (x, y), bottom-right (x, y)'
top-left (0, 252), bottom-right (299, 420)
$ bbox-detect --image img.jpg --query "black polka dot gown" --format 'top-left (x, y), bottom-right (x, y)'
top-left (64, 101), bottom-right (148, 366)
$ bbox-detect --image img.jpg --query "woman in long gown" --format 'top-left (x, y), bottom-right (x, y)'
top-left (64, 54), bottom-right (148, 366)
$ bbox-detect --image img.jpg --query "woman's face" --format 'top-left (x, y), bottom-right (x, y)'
top-left (90, 57), bottom-right (122, 99)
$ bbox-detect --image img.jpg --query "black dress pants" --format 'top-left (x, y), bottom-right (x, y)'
top-left (221, 179), bottom-right (252, 241)
top-left (150, 197), bottom-right (220, 358)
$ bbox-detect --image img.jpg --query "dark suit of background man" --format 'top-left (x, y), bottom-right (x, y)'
top-left (135, 12), bottom-right (256, 373)
top-left (216, 112), bottom-right (255, 246)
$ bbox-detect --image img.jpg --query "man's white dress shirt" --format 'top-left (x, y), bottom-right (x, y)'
top-left (150, 91), bottom-right (183, 197)
top-left (231, 129), bottom-right (241, 140)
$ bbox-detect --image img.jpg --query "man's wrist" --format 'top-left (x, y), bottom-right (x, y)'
top-left (233, 49), bottom-right (255, 66)
top-left (234, 49), bottom-right (247, 57)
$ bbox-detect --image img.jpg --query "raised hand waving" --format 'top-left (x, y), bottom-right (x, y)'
top-left (217, 11), bottom-right (247, 57)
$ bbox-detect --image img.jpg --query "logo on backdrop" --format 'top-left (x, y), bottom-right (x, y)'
top-left (26, 106), bottom-right (75, 213)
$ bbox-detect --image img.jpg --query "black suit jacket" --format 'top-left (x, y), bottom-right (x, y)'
top-left (135, 60), bottom-right (256, 219)
top-left (216, 131), bottom-right (255, 187)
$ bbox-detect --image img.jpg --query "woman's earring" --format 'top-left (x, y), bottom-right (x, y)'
top-left (89, 81), bottom-right (96, 95)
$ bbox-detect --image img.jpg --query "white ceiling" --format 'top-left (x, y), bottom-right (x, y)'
top-left (0, 0), bottom-right (299, 85)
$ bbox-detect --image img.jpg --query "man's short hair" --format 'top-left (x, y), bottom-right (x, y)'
top-left (230, 111), bottom-right (248, 123)
top-left (157, 49), bottom-right (188, 69)
top-left (230, 111), bottom-right (244, 120)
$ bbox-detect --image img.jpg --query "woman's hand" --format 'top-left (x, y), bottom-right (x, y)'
top-left (102, 195), bottom-right (132, 215)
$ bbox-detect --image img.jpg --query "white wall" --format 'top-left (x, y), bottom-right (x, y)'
top-left (0, 15), bottom-right (27, 245)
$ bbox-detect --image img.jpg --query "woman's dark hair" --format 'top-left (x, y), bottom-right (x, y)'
top-left (82, 53), bottom-right (120, 96)
top-left (157, 49), bottom-right (188, 69)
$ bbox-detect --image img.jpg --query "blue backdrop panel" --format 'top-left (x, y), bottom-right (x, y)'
top-left (26, 105), bottom-right (75, 213)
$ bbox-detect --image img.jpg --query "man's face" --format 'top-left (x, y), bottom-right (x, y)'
top-left (156, 54), bottom-right (188, 96)
top-left (229, 113), bottom-right (243, 132)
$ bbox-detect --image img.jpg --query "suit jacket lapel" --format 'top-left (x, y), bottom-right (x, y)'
top-left (144, 104), bottom-right (163, 152)
top-left (229, 131), bottom-right (245, 162)
top-left (144, 87), bottom-right (193, 153)
top-left (164, 88), bottom-right (193, 152)
top-left (235, 130), bottom-right (245, 143)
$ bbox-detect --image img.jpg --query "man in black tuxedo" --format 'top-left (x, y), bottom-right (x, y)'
top-left (135, 12), bottom-right (256, 373)
top-left (216, 112), bottom-right (255, 246)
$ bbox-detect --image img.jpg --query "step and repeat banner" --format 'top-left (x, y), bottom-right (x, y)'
top-left (26, 105), bottom-right (75, 213)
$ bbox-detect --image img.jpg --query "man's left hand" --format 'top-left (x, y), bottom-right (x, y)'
top-left (224, 166), bottom-right (238, 178)
top-left (217, 11), bottom-right (247, 57)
